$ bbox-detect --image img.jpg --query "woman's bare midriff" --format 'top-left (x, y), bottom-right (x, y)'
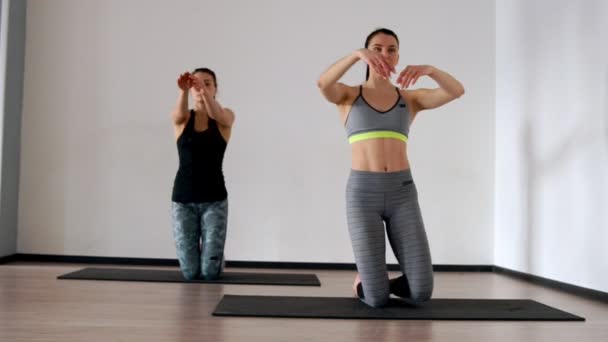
top-left (350, 138), bottom-right (410, 172)
top-left (340, 85), bottom-right (416, 172)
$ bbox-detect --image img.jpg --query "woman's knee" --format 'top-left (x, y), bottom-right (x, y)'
top-left (410, 282), bottom-right (433, 303)
top-left (181, 267), bottom-right (199, 280)
top-left (201, 255), bottom-right (223, 280)
top-left (364, 292), bottom-right (390, 308)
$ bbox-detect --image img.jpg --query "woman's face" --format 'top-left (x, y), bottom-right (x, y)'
top-left (368, 33), bottom-right (400, 70)
top-left (190, 71), bottom-right (217, 100)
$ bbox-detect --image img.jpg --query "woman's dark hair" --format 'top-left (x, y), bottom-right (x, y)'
top-left (192, 67), bottom-right (217, 88)
top-left (364, 28), bottom-right (399, 80)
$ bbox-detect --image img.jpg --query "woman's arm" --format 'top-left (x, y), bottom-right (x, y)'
top-left (171, 73), bottom-right (192, 125)
top-left (397, 65), bottom-right (464, 111)
top-left (191, 79), bottom-right (235, 128)
top-left (317, 49), bottom-right (394, 104)
top-left (200, 92), bottom-right (235, 128)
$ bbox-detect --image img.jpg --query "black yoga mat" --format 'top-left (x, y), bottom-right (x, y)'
top-left (212, 295), bottom-right (584, 321)
top-left (57, 268), bottom-right (321, 286)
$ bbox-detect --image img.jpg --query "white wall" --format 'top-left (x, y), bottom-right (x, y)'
top-left (0, 0), bottom-right (5, 203)
top-left (495, 0), bottom-right (608, 292)
top-left (18, 0), bottom-right (495, 264)
top-left (0, 0), bottom-right (6, 257)
top-left (1, 0), bottom-right (25, 258)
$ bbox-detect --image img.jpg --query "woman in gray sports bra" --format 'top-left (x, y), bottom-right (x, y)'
top-left (317, 28), bottom-right (465, 307)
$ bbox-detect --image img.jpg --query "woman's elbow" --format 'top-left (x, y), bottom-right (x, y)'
top-left (455, 85), bottom-right (465, 98)
top-left (317, 78), bottom-right (326, 90)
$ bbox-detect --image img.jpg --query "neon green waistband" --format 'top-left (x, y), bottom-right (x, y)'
top-left (348, 131), bottom-right (408, 144)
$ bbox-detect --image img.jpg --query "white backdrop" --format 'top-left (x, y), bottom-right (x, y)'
top-left (18, 0), bottom-right (495, 264)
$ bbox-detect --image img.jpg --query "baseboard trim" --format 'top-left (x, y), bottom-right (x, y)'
top-left (225, 261), bottom-right (493, 272)
top-left (2, 254), bottom-right (492, 272)
top-left (3, 253), bottom-right (606, 303)
top-left (0, 254), bottom-right (17, 264)
top-left (493, 265), bottom-right (608, 303)
top-left (8, 253), bottom-right (179, 266)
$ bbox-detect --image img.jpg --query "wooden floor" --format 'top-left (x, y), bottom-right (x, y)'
top-left (1, 263), bottom-right (606, 342)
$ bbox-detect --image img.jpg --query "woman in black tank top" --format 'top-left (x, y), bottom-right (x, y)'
top-left (170, 68), bottom-right (235, 280)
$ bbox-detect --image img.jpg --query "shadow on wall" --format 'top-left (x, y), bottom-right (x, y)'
top-left (522, 119), bottom-right (534, 276)
top-left (520, 0), bottom-right (604, 276)
top-left (521, 117), bottom-right (595, 275)
top-left (605, 69), bottom-right (608, 149)
top-left (521, 0), bottom-right (539, 276)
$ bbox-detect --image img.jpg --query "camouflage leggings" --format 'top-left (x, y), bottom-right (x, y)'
top-left (171, 200), bottom-right (228, 280)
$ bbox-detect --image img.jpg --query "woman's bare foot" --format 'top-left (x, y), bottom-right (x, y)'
top-left (352, 273), bottom-right (361, 297)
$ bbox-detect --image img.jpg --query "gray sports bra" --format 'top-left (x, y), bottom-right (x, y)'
top-left (345, 86), bottom-right (411, 144)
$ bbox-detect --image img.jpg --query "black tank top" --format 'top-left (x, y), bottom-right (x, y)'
top-left (172, 110), bottom-right (228, 203)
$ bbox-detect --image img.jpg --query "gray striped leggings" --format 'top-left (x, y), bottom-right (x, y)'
top-left (346, 169), bottom-right (433, 307)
